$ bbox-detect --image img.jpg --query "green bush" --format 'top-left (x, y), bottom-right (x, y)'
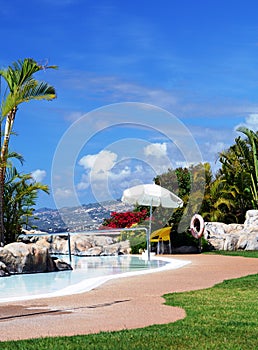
top-left (118, 229), bottom-right (147, 254)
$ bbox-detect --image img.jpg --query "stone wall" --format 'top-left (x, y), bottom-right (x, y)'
top-left (204, 210), bottom-right (258, 251)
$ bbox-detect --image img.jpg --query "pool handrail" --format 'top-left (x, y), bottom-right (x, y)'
top-left (19, 226), bottom-right (150, 263)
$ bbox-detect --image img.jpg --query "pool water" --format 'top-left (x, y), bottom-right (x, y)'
top-left (0, 255), bottom-right (190, 303)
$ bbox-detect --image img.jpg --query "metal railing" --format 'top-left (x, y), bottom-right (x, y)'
top-left (19, 226), bottom-right (150, 264)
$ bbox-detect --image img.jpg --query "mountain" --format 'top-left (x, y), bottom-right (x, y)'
top-left (27, 200), bottom-right (133, 233)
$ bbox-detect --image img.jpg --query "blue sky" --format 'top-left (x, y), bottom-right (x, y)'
top-left (1, 0), bottom-right (258, 209)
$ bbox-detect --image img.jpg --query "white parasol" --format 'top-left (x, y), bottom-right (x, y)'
top-left (122, 184), bottom-right (183, 260)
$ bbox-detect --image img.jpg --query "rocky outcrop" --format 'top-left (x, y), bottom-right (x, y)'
top-left (52, 257), bottom-right (73, 271)
top-left (204, 210), bottom-right (258, 251)
top-left (0, 232), bottom-right (130, 277)
top-left (0, 261), bottom-right (10, 277)
top-left (19, 233), bottom-right (131, 256)
top-left (0, 242), bottom-right (72, 277)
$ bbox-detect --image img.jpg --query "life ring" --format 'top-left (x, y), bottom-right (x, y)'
top-left (190, 214), bottom-right (204, 239)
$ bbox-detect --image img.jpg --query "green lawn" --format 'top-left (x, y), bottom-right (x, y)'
top-left (1, 252), bottom-right (258, 349)
top-left (206, 250), bottom-right (258, 258)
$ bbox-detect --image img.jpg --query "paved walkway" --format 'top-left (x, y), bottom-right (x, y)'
top-left (0, 254), bottom-right (257, 341)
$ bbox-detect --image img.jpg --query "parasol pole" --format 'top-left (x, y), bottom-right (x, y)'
top-left (147, 199), bottom-right (153, 262)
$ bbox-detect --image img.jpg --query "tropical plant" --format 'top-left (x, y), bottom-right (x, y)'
top-left (4, 166), bottom-right (49, 244)
top-left (201, 177), bottom-right (236, 222)
top-left (236, 126), bottom-right (258, 208)
top-left (0, 58), bottom-right (57, 244)
top-left (102, 209), bottom-right (148, 228)
top-left (218, 127), bottom-right (258, 222)
top-left (153, 167), bottom-right (190, 231)
top-left (153, 163), bottom-right (208, 232)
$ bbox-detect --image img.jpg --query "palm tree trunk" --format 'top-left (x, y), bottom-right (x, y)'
top-left (0, 109), bottom-right (16, 245)
top-left (0, 166), bottom-right (5, 245)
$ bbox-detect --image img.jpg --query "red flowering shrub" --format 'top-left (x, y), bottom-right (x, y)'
top-left (102, 210), bottom-right (148, 228)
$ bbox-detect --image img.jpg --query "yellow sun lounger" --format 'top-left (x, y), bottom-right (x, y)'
top-left (150, 227), bottom-right (172, 242)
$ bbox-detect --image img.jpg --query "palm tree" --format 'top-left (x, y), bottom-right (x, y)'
top-left (236, 127), bottom-right (258, 208)
top-left (201, 177), bottom-right (237, 223)
top-left (4, 166), bottom-right (49, 243)
top-left (0, 58), bottom-right (57, 244)
top-left (217, 128), bottom-right (258, 222)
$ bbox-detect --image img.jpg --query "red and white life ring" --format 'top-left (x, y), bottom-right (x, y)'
top-left (190, 214), bottom-right (204, 239)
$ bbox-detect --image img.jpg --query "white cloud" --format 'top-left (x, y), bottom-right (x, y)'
top-left (78, 150), bottom-right (117, 173)
top-left (108, 166), bottom-right (132, 181)
top-left (108, 162), bottom-right (155, 200)
top-left (77, 149), bottom-right (158, 202)
top-left (77, 150), bottom-right (118, 196)
top-left (143, 142), bottom-right (171, 174)
top-left (31, 169), bottom-right (46, 182)
top-left (143, 143), bottom-right (167, 158)
top-left (54, 187), bottom-right (74, 198)
top-left (135, 164), bottom-right (144, 173)
top-left (62, 71), bottom-right (178, 109)
top-left (206, 141), bottom-right (229, 156)
top-left (235, 113), bottom-right (258, 131)
top-left (77, 175), bottom-right (90, 190)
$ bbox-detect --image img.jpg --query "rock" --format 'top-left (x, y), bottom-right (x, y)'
top-left (237, 235), bottom-right (248, 250)
top-left (94, 236), bottom-right (114, 246)
top-left (71, 234), bottom-right (93, 254)
top-left (22, 229), bottom-right (45, 235)
top-left (53, 258), bottom-right (73, 271)
top-left (225, 223), bottom-right (244, 234)
top-left (49, 235), bottom-right (70, 255)
top-left (244, 210), bottom-right (258, 228)
top-left (0, 242), bottom-right (72, 276)
top-left (0, 242), bottom-right (55, 274)
top-left (35, 238), bottom-right (51, 250)
top-left (223, 235), bottom-right (239, 251)
top-left (0, 261), bottom-right (10, 277)
top-left (19, 232), bottom-right (130, 256)
top-left (101, 240), bottom-right (130, 255)
top-left (206, 237), bottom-right (225, 251)
top-left (244, 234), bottom-right (258, 250)
top-left (82, 246), bottom-right (103, 256)
top-left (204, 210), bottom-right (258, 250)
top-left (1, 231), bottom-right (130, 276)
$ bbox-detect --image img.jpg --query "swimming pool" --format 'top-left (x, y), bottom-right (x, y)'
top-left (0, 255), bottom-right (190, 303)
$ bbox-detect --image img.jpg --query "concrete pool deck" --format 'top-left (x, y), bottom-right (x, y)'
top-left (0, 254), bottom-right (257, 342)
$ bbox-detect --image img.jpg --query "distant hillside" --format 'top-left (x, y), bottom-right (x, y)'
top-left (27, 200), bottom-right (133, 233)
